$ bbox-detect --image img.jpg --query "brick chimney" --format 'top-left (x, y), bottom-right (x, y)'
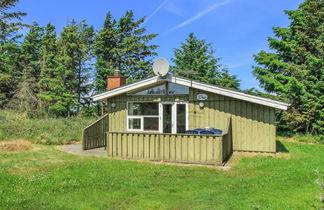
top-left (107, 70), bottom-right (126, 90)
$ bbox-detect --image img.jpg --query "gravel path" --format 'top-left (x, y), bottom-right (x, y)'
top-left (57, 143), bottom-right (107, 157)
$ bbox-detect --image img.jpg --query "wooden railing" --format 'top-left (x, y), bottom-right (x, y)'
top-left (82, 114), bottom-right (109, 150)
top-left (222, 117), bottom-right (232, 161)
top-left (107, 118), bottom-right (232, 165)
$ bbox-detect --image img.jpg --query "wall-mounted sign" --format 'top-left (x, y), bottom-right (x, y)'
top-left (197, 93), bottom-right (208, 101)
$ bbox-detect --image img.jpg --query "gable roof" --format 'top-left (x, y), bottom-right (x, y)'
top-left (92, 75), bottom-right (289, 110)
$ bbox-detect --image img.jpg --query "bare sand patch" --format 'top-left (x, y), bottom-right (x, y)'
top-left (0, 140), bottom-right (33, 153)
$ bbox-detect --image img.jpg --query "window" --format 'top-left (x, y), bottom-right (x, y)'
top-left (168, 83), bottom-right (189, 95)
top-left (127, 102), bottom-right (159, 131)
top-left (134, 84), bottom-right (166, 95)
top-left (128, 102), bottom-right (158, 115)
top-left (131, 83), bottom-right (189, 95)
top-left (128, 118), bottom-right (141, 130)
top-left (143, 117), bottom-right (159, 131)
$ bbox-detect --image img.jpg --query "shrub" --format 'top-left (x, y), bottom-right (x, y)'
top-left (0, 110), bottom-right (95, 145)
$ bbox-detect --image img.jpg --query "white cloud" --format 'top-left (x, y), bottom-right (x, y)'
top-left (164, 1), bottom-right (182, 16)
top-left (166, 0), bottom-right (230, 33)
top-left (143, 0), bottom-right (169, 25)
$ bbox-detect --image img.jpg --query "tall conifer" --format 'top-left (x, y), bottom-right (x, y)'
top-left (93, 11), bottom-right (158, 92)
top-left (253, 0), bottom-right (323, 134)
top-left (0, 0), bottom-right (26, 107)
top-left (172, 33), bottom-right (240, 89)
top-left (56, 20), bottom-right (94, 115)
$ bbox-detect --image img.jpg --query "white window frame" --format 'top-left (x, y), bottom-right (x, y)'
top-left (159, 101), bottom-right (189, 134)
top-left (175, 102), bottom-right (189, 133)
top-left (126, 101), bottom-right (189, 133)
top-left (127, 116), bottom-right (142, 131)
top-left (126, 102), bottom-right (160, 132)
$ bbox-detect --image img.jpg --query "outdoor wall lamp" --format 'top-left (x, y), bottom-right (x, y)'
top-left (199, 102), bottom-right (204, 108)
top-left (111, 103), bottom-right (116, 108)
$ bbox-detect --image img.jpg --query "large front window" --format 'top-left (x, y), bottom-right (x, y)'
top-left (131, 83), bottom-right (188, 95)
top-left (134, 84), bottom-right (166, 95)
top-left (127, 102), bottom-right (159, 131)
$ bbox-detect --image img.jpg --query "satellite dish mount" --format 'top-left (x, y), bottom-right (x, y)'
top-left (153, 58), bottom-right (169, 77)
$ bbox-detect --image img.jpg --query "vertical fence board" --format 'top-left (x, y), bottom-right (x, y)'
top-left (188, 135), bottom-right (194, 161)
top-left (182, 136), bottom-right (188, 161)
top-left (83, 114), bottom-right (109, 150)
top-left (194, 136), bottom-right (200, 161)
top-left (107, 129), bottom-right (232, 166)
top-left (206, 137), bottom-right (213, 163)
top-left (133, 134), bottom-right (138, 159)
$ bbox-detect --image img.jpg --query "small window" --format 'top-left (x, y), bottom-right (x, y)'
top-left (134, 84), bottom-right (166, 95)
top-left (128, 103), bottom-right (158, 115)
top-left (128, 118), bottom-right (141, 130)
top-left (143, 117), bottom-right (159, 131)
top-left (127, 102), bottom-right (159, 132)
top-left (168, 83), bottom-right (189, 95)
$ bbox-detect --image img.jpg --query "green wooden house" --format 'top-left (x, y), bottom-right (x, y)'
top-left (83, 71), bottom-right (289, 165)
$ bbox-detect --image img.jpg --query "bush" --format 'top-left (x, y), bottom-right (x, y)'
top-left (0, 110), bottom-right (95, 145)
top-left (277, 132), bottom-right (324, 145)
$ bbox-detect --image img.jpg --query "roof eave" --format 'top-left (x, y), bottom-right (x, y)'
top-left (91, 75), bottom-right (289, 110)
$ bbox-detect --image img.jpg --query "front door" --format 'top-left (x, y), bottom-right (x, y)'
top-left (159, 102), bottom-right (188, 134)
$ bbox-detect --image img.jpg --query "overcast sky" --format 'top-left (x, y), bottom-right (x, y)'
top-left (16, 0), bottom-right (303, 90)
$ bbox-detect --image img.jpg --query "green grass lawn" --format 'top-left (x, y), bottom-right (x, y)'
top-left (0, 140), bottom-right (323, 209)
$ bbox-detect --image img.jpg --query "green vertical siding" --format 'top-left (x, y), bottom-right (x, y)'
top-left (188, 88), bottom-right (276, 152)
top-left (106, 88), bottom-right (276, 153)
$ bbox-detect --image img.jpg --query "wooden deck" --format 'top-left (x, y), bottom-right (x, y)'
top-left (106, 117), bottom-right (232, 165)
top-left (83, 116), bottom-right (232, 165)
top-left (107, 131), bottom-right (231, 165)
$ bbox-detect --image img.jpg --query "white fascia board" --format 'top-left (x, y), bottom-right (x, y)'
top-left (92, 75), bottom-right (289, 110)
top-left (92, 76), bottom-right (161, 101)
top-left (170, 76), bottom-right (289, 110)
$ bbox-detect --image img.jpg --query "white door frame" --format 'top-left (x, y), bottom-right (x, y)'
top-left (159, 102), bottom-right (189, 134)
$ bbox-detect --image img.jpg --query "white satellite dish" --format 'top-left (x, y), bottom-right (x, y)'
top-left (153, 58), bottom-right (169, 77)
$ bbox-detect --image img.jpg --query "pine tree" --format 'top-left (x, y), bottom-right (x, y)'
top-left (93, 11), bottom-right (158, 92)
top-left (37, 23), bottom-right (60, 114)
top-left (7, 66), bottom-right (38, 116)
top-left (93, 12), bottom-right (118, 91)
top-left (74, 22), bottom-right (94, 112)
top-left (116, 11), bottom-right (158, 81)
top-left (55, 20), bottom-right (94, 116)
top-left (215, 68), bottom-right (240, 89)
top-left (253, 0), bottom-right (323, 134)
top-left (0, 0), bottom-right (26, 42)
top-left (172, 32), bottom-right (240, 89)
top-left (0, 0), bottom-right (26, 107)
top-left (8, 23), bottom-right (44, 115)
top-left (20, 22), bottom-right (44, 87)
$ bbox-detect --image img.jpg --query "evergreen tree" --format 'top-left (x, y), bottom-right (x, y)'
top-left (0, 0), bottom-right (26, 42)
top-left (116, 11), bottom-right (158, 81)
top-left (0, 0), bottom-right (26, 107)
top-left (7, 66), bottom-right (38, 116)
top-left (37, 23), bottom-right (60, 114)
top-left (172, 33), bottom-right (240, 89)
top-left (74, 22), bottom-right (94, 112)
top-left (56, 20), bottom-right (94, 116)
top-left (215, 68), bottom-right (240, 90)
top-left (93, 11), bottom-right (158, 92)
top-left (93, 12), bottom-right (118, 91)
top-left (20, 22), bottom-right (44, 87)
top-left (0, 39), bottom-right (21, 107)
top-left (253, 0), bottom-right (323, 134)
top-left (8, 23), bottom-right (44, 115)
